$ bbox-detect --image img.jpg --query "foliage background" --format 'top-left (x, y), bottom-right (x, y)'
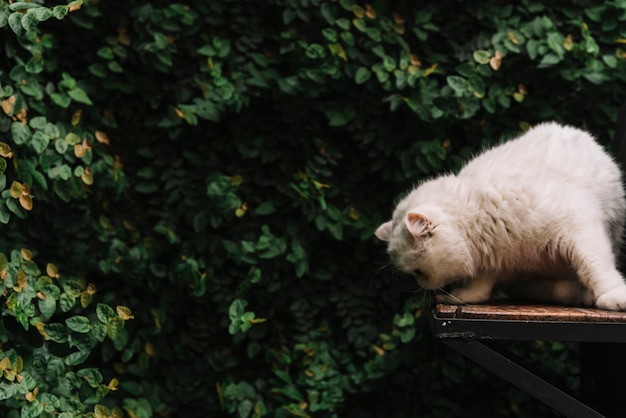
top-left (0, 0), bottom-right (624, 417)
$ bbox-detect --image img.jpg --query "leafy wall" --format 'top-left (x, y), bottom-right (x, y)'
top-left (0, 0), bottom-right (624, 417)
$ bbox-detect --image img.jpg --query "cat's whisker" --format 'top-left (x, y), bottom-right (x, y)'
top-left (434, 287), bottom-right (466, 305)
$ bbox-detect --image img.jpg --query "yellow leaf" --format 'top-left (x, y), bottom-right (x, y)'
top-left (372, 345), bottom-right (385, 356)
top-left (14, 356), bottom-right (23, 373)
top-left (95, 131), bottom-right (110, 145)
top-left (312, 180), bottom-right (330, 189)
top-left (117, 28), bottom-right (130, 46)
top-left (409, 53), bottom-right (422, 67)
top-left (1, 96), bottom-right (15, 115)
top-left (87, 283), bottom-right (97, 295)
top-left (564, 34), bottom-right (575, 51)
top-left (74, 144), bottom-right (86, 158)
top-left (10, 181), bottom-right (22, 199)
top-left (46, 263), bottom-right (60, 279)
top-left (17, 270), bottom-right (27, 289)
top-left (81, 172), bottom-right (94, 185)
top-left (0, 142), bottom-right (12, 158)
top-left (19, 195), bottom-right (33, 211)
top-left (0, 357), bottom-right (10, 371)
top-left (4, 369), bottom-right (16, 381)
top-left (365, 3), bottom-right (376, 19)
top-left (35, 322), bottom-right (48, 339)
top-left (145, 342), bottom-right (155, 357)
top-left (108, 377), bottom-right (119, 391)
top-left (352, 4), bottom-right (365, 18)
top-left (116, 305), bottom-right (134, 320)
top-left (68, 1), bottom-right (82, 13)
top-left (20, 248), bottom-right (32, 261)
top-left (489, 50), bottom-right (502, 71)
top-left (80, 291), bottom-right (93, 308)
top-left (71, 109), bottom-right (82, 126)
top-left (422, 63), bottom-right (438, 77)
top-left (95, 404), bottom-right (110, 418)
top-left (25, 387), bottom-right (38, 402)
top-left (349, 206), bottom-right (359, 221)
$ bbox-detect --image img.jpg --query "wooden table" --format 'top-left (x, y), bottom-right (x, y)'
top-left (431, 303), bottom-right (626, 417)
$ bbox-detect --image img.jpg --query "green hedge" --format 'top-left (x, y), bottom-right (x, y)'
top-left (0, 0), bottom-right (623, 417)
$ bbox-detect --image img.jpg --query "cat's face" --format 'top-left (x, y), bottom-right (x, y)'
top-left (376, 209), bottom-right (472, 289)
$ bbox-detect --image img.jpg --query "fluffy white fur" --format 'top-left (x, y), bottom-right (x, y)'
top-left (376, 122), bottom-right (626, 311)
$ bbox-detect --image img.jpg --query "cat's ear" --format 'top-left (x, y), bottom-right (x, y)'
top-left (405, 212), bottom-right (432, 239)
top-left (375, 221), bottom-right (392, 241)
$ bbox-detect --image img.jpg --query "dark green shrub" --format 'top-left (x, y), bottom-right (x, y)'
top-left (0, 0), bottom-right (623, 417)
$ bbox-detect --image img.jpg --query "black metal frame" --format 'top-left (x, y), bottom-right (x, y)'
top-left (432, 315), bottom-right (626, 343)
top-left (429, 107), bottom-right (626, 418)
top-left (431, 311), bottom-right (626, 418)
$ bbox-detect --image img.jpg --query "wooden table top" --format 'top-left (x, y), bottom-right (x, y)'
top-left (434, 303), bottom-right (626, 323)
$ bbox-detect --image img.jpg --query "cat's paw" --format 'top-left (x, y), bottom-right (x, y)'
top-left (595, 286), bottom-right (626, 311)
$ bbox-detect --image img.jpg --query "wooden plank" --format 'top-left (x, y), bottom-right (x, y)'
top-left (434, 303), bottom-right (626, 323)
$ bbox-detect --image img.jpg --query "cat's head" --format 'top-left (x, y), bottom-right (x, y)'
top-left (375, 207), bottom-right (473, 290)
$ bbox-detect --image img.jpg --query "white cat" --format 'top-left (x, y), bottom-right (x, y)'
top-left (375, 122), bottom-right (626, 311)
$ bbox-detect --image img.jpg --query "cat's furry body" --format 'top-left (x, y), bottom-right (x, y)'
top-left (376, 122), bottom-right (626, 311)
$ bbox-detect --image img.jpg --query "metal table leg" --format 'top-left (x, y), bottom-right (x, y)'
top-left (442, 339), bottom-right (605, 418)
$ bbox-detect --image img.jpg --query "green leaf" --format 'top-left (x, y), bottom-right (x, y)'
top-left (91, 322), bottom-right (107, 342)
top-left (320, 3), bottom-right (336, 24)
top-left (63, 280), bottom-right (83, 298)
top-left (76, 368), bottom-right (103, 388)
top-left (65, 316), bottom-right (91, 333)
top-left (355, 67), bottom-right (371, 84)
top-left (29, 116), bottom-right (47, 129)
top-left (446, 75), bottom-right (468, 95)
top-left (48, 165), bottom-right (72, 180)
top-left (11, 122), bottom-right (31, 145)
top-left (9, 2), bottom-right (44, 11)
top-left (65, 350), bottom-right (89, 366)
top-left (96, 303), bottom-right (116, 323)
top-left (8, 12), bottom-right (23, 35)
top-left (44, 323), bottom-right (67, 343)
top-left (38, 297), bottom-right (56, 321)
top-left (107, 317), bottom-right (124, 338)
top-left (537, 53), bottom-right (561, 68)
top-left (20, 11), bottom-right (39, 31)
top-left (326, 106), bottom-right (355, 126)
top-left (20, 400), bottom-right (44, 418)
top-left (0, 382), bottom-right (17, 401)
top-left (473, 50), bottom-right (491, 64)
top-left (30, 7), bottom-right (53, 22)
top-left (254, 201), bottom-right (276, 216)
top-left (67, 88), bottom-right (93, 105)
top-left (59, 293), bottom-right (76, 312)
top-left (50, 93), bottom-right (71, 108)
top-left (31, 131), bottom-right (50, 154)
top-left (6, 198), bottom-right (25, 219)
top-left (52, 5), bottom-right (68, 20)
